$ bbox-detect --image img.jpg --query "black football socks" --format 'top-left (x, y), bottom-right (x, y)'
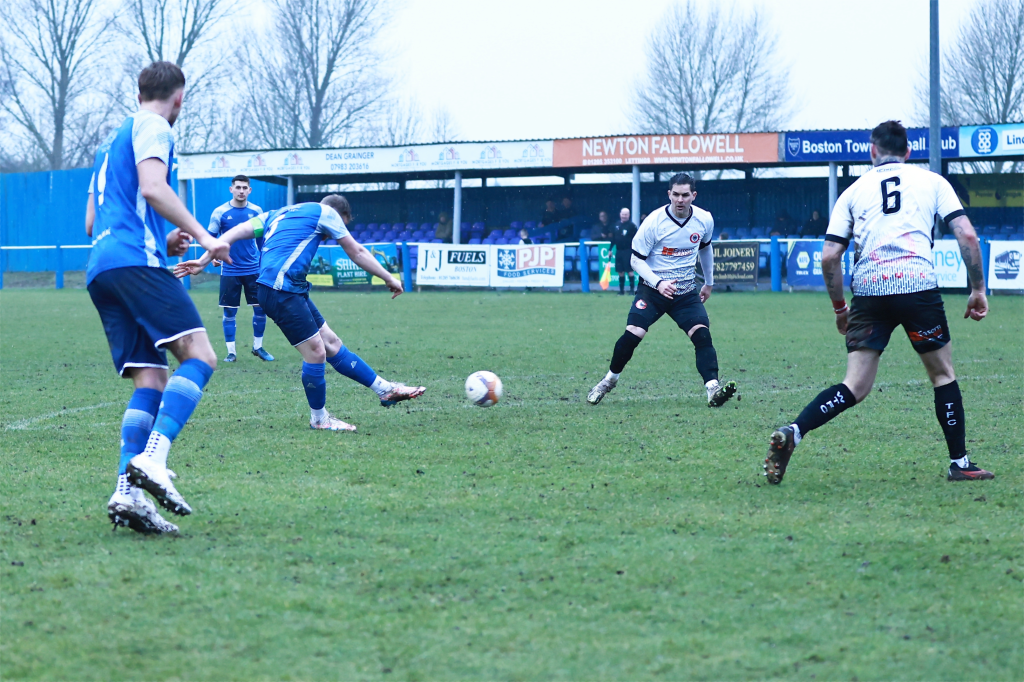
top-left (689, 327), bottom-right (719, 383)
top-left (934, 380), bottom-right (967, 459)
top-left (610, 331), bottom-right (643, 374)
top-left (793, 383), bottom-right (857, 441)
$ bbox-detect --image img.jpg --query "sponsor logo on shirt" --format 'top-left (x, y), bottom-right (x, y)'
top-left (660, 246), bottom-right (695, 256)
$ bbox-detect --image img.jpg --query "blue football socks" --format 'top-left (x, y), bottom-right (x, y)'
top-left (302, 362), bottom-right (327, 411)
top-left (326, 346), bottom-right (377, 388)
top-left (151, 359), bottom-right (215, 443)
top-left (222, 307), bottom-right (237, 344)
top-left (119, 388), bottom-right (161, 475)
top-left (252, 306), bottom-right (267, 343)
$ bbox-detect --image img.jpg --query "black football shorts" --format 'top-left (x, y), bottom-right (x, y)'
top-left (626, 282), bottom-right (709, 333)
top-left (845, 288), bottom-right (950, 355)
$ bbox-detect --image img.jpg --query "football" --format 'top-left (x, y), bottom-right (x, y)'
top-left (465, 370), bottom-right (503, 407)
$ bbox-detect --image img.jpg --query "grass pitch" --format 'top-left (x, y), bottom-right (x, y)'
top-left (1, 287), bottom-right (1021, 680)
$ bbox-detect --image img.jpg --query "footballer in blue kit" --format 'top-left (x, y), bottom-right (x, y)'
top-left (177, 194), bottom-right (426, 432)
top-left (85, 62), bottom-right (232, 535)
top-left (207, 174), bottom-right (274, 362)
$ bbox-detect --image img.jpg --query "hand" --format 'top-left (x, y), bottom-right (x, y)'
top-left (964, 290), bottom-right (988, 321)
top-left (835, 310), bottom-right (849, 335)
top-left (385, 275), bottom-right (404, 299)
top-left (173, 259), bottom-right (207, 278)
top-left (166, 229), bottom-right (191, 257)
top-left (656, 280), bottom-right (676, 298)
top-left (205, 237), bottom-right (232, 264)
top-left (699, 284), bottom-right (712, 303)
top-left (212, 259), bottom-right (223, 268)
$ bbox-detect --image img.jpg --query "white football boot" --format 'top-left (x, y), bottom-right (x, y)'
top-left (310, 413), bottom-right (358, 432)
top-left (587, 375), bottom-right (618, 405)
top-left (108, 481), bottom-right (179, 534)
top-left (127, 454), bottom-right (192, 516)
top-left (707, 380), bottom-right (738, 408)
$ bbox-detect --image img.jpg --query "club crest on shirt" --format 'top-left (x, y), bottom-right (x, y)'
top-left (635, 299), bottom-right (647, 310)
top-left (689, 233), bottom-right (700, 243)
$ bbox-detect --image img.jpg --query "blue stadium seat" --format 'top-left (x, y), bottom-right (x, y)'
top-left (510, 221), bottom-right (523, 231)
top-left (378, 223), bottom-right (390, 233)
top-left (524, 221), bottom-right (537, 231)
top-left (411, 230), bottom-right (425, 240)
top-left (383, 230), bottom-right (395, 241)
top-left (431, 239), bottom-right (443, 244)
top-left (366, 223), bottom-right (378, 233)
top-left (353, 223), bottom-right (366, 234)
top-left (1001, 225), bottom-right (1016, 234)
top-left (503, 229), bottom-right (516, 238)
top-left (735, 227), bottom-right (751, 238)
top-left (370, 231), bottom-right (385, 242)
top-left (472, 221), bottom-right (486, 231)
top-left (468, 238), bottom-right (481, 245)
top-left (579, 229), bottom-right (591, 240)
top-left (418, 222), bottom-right (431, 233)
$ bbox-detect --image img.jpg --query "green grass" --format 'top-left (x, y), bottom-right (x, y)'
top-left (1, 288), bottom-right (1021, 681)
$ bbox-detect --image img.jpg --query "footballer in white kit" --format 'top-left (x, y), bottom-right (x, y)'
top-left (587, 173), bottom-right (737, 407)
top-left (764, 120), bottom-right (994, 485)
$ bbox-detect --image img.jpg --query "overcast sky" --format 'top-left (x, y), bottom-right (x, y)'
top-left (384, 0), bottom-right (976, 141)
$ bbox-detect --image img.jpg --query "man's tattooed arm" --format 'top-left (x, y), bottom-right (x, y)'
top-left (950, 215), bottom-right (986, 291)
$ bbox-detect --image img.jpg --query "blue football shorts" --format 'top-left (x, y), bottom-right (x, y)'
top-left (256, 284), bottom-right (325, 346)
top-left (219, 273), bottom-right (260, 308)
top-left (87, 266), bottom-right (205, 376)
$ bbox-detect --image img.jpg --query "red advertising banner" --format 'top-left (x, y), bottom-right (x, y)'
top-left (553, 132), bottom-right (779, 167)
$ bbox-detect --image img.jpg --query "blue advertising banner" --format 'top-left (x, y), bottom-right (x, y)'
top-left (786, 240), bottom-right (853, 287)
top-left (958, 123), bottom-right (1024, 158)
top-left (783, 127), bottom-right (959, 163)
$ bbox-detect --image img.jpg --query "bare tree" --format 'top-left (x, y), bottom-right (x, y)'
top-left (241, 0), bottom-right (391, 150)
top-left (429, 106), bottom-right (459, 143)
top-left (0, 0), bottom-right (116, 169)
top-left (630, 1), bottom-right (790, 135)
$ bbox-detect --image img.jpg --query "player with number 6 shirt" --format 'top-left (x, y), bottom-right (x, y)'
top-left (763, 120), bottom-right (994, 485)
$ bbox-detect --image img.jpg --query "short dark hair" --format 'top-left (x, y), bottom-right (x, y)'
top-left (870, 120), bottom-right (908, 156)
top-left (231, 174), bottom-right (250, 186)
top-left (320, 194), bottom-right (352, 222)
top-left (668, 172), bottom-right (696, 193)
top-left (138, 62), bottom-right (186, 102)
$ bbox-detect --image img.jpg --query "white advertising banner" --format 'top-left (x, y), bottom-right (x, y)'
top-left (490, 244), bottom-right (565, 288)
top-left (414, 244), bottom-right (490, 286)
top-left (989, 240), bottom-right (1024, 289)
top-left (958, 123), bottom-right (1024, 158)
top-left (932, 241), bottom-right (967, 288)
top-left (177, 140), bottom-right (554, 180)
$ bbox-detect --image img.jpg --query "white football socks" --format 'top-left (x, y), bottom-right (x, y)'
top-left (226, 341), bottom-right (236, 355)
top-left (790, 423), bottom-right (802, 445)
top-left (370, 376), bottom-right (393, 398)
top-left (253, 337), bottom-right (263, 350)
top-left (141, 431), bottom-right (170, 468)
top-left (115, 473), bottom-right (131, 496)
top-left (605, 371), bottom-right (620, 382)
top-left (952, 455), bottom-right (969, 468)
top-left (311, 407), bottom-right (328, 423)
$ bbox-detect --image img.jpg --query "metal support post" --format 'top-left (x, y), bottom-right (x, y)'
top-left (401, 242), bottom-right (413, 291)
top-left (453, 171), bottom-right (462, 245)
top-left (177, 179), bottom-right (187, 202)
top-left (287, 176), bottom-right (295, 205)
top-left (929, 0), bottom-right (941, 174)
top-left (828, 162), bottom-right (838, 215)
top-left (770, 236), bottom-right (781, 292)
top-left (980, 238), bottom-right (991, 295)
top-left (55, 246), bottom-right (64, 289)
top-left (631, 165), bottom-right (641, 225)
top-left (579, 238), bottom-right (590, 293)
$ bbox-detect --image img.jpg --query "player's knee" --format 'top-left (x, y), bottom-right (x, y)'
top-left (625, 325), bottom-right (646, 339)
top-left (689, 326), bottom-right (713, 347)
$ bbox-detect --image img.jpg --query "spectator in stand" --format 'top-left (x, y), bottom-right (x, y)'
top-left (801, 209), bottom-right (828, 237)
top-left (594, 210), bottom-right (614, 240)
top-left (718, 232), bottom-right (730, 240)
top-left (557, 196), bottom-right (576, 221)
top-left (639, 212), bottom-right (649, 225)
top-left (554, 197), bottom-right (577, 241)
top-left (519, 228), bottom-right (533, 245)
top-left (612, 207), bottom-right (638, 296)
top-left (541, 200), bottom-right (558, 227)
top-left (774, 209), bottom-right (795, 235)
top-left (434, 212), bottom-right (453, 242)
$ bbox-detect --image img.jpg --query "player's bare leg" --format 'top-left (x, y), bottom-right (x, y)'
top-left (919, 344), bottom-right (993, 480)
top-left (765, 350), bottom-right (876, 484)
top-left (589, 325), bottom-right (646, 404)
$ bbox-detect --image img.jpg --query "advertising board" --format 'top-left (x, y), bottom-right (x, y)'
top-left (307, 244), bottom-right (399, 287)
top-left (490, 244), bottom-right (565, 288)
top-left (712, 241), bottom-right (759, 284)
top-left (786, 240), bottom-right (853, 287)
top-left (989, 240), bottom-right (1024, 289)
top-left (932, 241), bottom-right (968, 288)
top-left (959, 123), bottom-right (1024, 158)
top-left (178, 140), bottom-right (555, 180)
top-left (552, 133), bottom-right (778, 167)
top-left (783, 127), bottom-right (959, 163)
top-left (414, 244), bottom-right (490, 286)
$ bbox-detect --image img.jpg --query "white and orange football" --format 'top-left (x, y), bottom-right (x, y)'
top-left (465, 371), bottom-right (503, 407)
